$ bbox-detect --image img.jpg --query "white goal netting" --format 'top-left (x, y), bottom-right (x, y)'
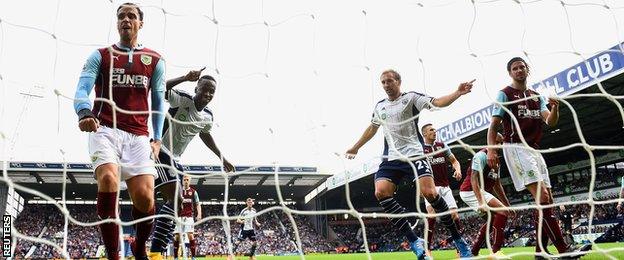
top-left (1, 0), bottom-right (624, 259)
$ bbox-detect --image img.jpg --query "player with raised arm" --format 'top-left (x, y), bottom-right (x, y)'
top-left (148, 69), bottom-right (234, 260)
top-left (229, 198), bottom-right (262, 260)
top-left (420, 123), bottom-right (462, 252)
top-left (73, 3), bottom-right (164, 259)
top-left (459, 133), bottom-right (511, 258)
top-left (345, 69), bottom-right (475, 259)
top-left (486, 57), bottom-right (591, 258)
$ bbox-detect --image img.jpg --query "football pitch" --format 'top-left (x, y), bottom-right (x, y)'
top-left (200, 242), bottom-right (624, 260)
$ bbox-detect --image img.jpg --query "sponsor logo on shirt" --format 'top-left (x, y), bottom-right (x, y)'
top-left (111, 74), bottom-right (149, 88)
top-left (517, 104), bottom-right (541, 119)
top-left (429, 156), bottom-right (446, 165)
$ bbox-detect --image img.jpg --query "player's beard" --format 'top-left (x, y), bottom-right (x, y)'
top-left (514, 75), bottom-right (527, 85)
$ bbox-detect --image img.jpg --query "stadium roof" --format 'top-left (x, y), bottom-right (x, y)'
top-left (1, 162), bottom-right (331, 202)
top-left (317, 42), bottom-right (624, 209)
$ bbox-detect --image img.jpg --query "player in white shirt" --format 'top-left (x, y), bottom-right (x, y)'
top-left (149, 69), bottom-right (235, 259)
top-left (346, 69), bottom-right (475, 259)
top-left (229, 198), bottom-right (261, 260)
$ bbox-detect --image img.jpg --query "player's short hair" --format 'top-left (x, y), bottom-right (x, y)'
top-left (199, 75), bottom-right (217, 84)
top-left (421, 123), bottom-right (433, 133)
top-left (117, 2), bottom-right (144, 21)
top-left (506, 57), bottom-right (529, 72)
top-left (246, 197), bottom-right (253, 201)
top-left (381, 69), bottom-right (401, 83)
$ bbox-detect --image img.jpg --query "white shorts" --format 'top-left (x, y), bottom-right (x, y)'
top-left (176, 216), bottom-right (194, 234)
top-left (424, 186), bottom-right (457, 209)
top-left (88, 125), bottom-right (156, 181)
top-left (460, 191), bottom-right (496, 212)
top-left (502, 144), bottom-right (551, 192)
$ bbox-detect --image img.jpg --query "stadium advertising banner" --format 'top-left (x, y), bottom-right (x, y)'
top-left (7, 162), bottom-right (316, 174)
top-left (325, 160), bottom-right (380, 191)
top-left (438, 42), bottom-right (624, 144)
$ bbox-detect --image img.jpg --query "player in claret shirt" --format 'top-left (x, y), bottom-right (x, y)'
top-left (487, 57), bottom-right (591, 258)
top-left (420, 123), bottom-right (462, 252)
top-left (174, 175), bottom-right (201, 260)
top-left (73, 3), bottom-right (165, 259)
top-left (459, 133), bottom-right (511, 258)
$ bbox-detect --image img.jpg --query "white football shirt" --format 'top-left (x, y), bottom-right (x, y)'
top-left (239, 207), bottom-right (257, 231)
top-left (162, 89), bottom-right (213, 158)
top-left (371, 91), bottom-right (433, 161)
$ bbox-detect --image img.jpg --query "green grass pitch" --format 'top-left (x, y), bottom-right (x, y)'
top-left (198, 242), bottom-right (624, 260)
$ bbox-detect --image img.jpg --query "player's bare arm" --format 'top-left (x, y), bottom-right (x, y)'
top-left (195, 202), bottom-right (202, 221)
top-left (470, 170), bottom-right (487, 214)
top-left (199, 132), bottom-right (235, 172)
top-left (431, 79), bottom-right (475, 107)
top-left (448, 153), bottom-right (462, 181)
top-left (165, 68), bottom-right (205, 93)
top-left (487, 117), bottom-right (503, 169)
top-left (542, 97), bottom-right (559, 127)
top-left (492, 179), bottom-right (514, 218)
top-left (346, 123), bottom-right (379, 159)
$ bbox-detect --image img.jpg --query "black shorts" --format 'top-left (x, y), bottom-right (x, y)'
top-left (154, 149), bottom-right (184, 189)
top-left (374, 158), bottom-right (432, 185)
top-left (238, 229), bottom-right (256, 241)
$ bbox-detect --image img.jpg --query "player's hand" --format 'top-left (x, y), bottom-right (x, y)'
top-left (256, 222), bottom-right (261, 228)
top-left (457, 79), bottom-right (475, 96)
top-left (195, 215), bottom-right (202, 222)
top-left (345, 148), bottom-right (359, 159)
top-left (477, 203), bottom-right (487, 215)
top-left (150, 139), bottom-right (162, 159)
top-left (453, 169), bottom-right (462, 181)
top-left (78, 117), bottom-right (99, 132)
top-left (236, 219), bottom-right (243, 224)
top-left (223, 159), bottom-right (235, 173)
top-left (548, 97), bottom-right (559, 110)
top-left (184, 67), bottom-right (206, 82)
top-left (617, 203), bottom-right (623, 213)
top-left (487, 149), bottom-right (499, 170)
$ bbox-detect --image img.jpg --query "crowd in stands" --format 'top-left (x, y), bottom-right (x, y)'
top-left (12, 204), bottom-right (103, 259)
top-left (11, 204), bottom-right (335, 258)
top-left (8, 191), bottom-right (624, 258)
top-left (507, 167), bottom-right (621, 203)
top-left (330, 195), bottom-right (624, 252)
